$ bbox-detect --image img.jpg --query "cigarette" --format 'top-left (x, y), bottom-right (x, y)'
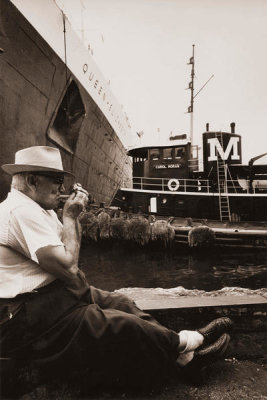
top-left (59, 192), bottom-right (93, 203)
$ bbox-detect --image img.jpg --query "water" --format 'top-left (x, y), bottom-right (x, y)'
top-left (79, 243), bottom-right (267, 292)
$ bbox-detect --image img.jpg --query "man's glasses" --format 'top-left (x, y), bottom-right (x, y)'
top-left (33, 173), bottom-right (64, 185)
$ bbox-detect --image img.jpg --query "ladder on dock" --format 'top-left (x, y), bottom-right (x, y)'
top-left (216, 132), bottom-right (231, 221)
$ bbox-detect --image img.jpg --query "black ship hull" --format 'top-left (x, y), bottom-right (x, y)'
top-left (114, 188), bottom-right (267, 222)
top-left (0, 0), bottom-right (132, 204)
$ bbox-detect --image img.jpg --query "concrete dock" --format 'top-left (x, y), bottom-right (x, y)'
top-left (134, 291), bottom-right (267, 310)
top-left (117, 288), bottom-right (267, 364)
top-left (2, 289), bottom-right (267, 399)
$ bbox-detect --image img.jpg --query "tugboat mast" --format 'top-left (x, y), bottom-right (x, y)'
top-left (189, 44), bottom-right (195, 145)
top-left (187, 45), bottom-right (214, 148)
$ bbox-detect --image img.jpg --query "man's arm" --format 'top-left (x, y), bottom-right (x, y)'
top-left (36, 189), bottom-right (88, 286)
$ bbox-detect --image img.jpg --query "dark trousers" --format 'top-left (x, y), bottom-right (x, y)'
top-left (0, 280), bottom-right (180, 390)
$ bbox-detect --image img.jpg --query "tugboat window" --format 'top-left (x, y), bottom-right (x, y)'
top-left (151, 149), bottom-right (160, 160)
top-left (47, 80), bottom-right (86, 153)
top-left (163, 148), bottom-right (173, 160)
top-left (175, 148), bottom-right (185, 159)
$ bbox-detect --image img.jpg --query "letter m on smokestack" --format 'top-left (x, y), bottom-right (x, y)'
top-left (207, 137), bottom-right (240, 161)
top-left (202, 125), bottom-right (242, 176)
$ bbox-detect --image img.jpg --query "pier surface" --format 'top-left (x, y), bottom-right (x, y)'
top-left (3, 288), bottom-right (267, 399)
top-left (133, 291), bottom-right (267, 310)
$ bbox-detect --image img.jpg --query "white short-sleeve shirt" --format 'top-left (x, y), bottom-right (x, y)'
top-left (0, 189), bottom-right (64, 298)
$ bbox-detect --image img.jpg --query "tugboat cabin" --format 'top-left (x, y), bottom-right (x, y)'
top-left (131, 135), bottom-right (193, 183)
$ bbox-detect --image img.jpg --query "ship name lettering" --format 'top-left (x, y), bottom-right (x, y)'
top-left (207, 137), bottom-right (240, 161)
top-left (82, 64), bottom-right (116, 122)
top-left (168, 164), bottom-right (180, 168)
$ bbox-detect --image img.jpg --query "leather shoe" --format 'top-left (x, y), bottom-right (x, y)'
top-left (185, 333), bottom-right (230, 372)
top-left (195, 333), bottom-right (230, 359)
top-left (197, 317), bottom-right (233, 344)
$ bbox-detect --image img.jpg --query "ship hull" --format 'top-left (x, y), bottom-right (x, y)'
top-left (113, 188), bottom-right (267, 222)
top-left (0, 0), bottom-right (132, 203)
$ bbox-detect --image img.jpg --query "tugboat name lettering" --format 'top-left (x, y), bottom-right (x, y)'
top-left (168, 164), bottom-right (180, 168)
top-left (155, 165), bottom-right (167, 169)
top-left (154, 164), bottom-right (180, 169)
top-left (208, 137), bottom-right (240, 161)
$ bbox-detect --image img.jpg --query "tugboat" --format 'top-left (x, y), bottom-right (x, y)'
top-left (112, 45), bottom-right (267, 223)
top-left (112, 122), bottom-right (267, 223)
top-left (110, 46), bottom-right (267, 249)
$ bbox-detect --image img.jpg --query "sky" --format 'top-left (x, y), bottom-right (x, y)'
top-left (60, 0), bottom-right (267, 163)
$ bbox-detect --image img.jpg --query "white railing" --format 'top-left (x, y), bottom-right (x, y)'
top-left (122, 176), bottom-right (267, 194)
top-left (132, 177), bottom-right (211, 192)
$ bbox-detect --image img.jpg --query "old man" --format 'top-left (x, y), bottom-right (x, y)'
top-left (0, 146), bottom-right (232, 392)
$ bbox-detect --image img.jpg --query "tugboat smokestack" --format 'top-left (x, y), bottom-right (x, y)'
top-left (230, 122), bottom-right (235, 134)
top-left (206, 123), bottom-right (209, 132)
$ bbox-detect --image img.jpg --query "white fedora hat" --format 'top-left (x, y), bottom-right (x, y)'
top-left (1, 146), bottom-right (74, 176)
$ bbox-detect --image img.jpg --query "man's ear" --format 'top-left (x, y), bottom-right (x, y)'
top-left (25, 174), bottom-right (38, 191)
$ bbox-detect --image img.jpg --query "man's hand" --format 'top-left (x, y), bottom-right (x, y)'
top-left (63, 183), bottom-right (88, 219)
top-left (37, 184), bottom-right (89, 288)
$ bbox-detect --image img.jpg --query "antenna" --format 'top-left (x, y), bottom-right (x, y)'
top-left (186, 45), bottom-right (214, 146)
top-left (186, 44), bottom-right (195, 144)
top-left (194, 74), bottom-right (214, 99)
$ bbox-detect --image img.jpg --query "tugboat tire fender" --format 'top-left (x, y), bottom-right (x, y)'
top-left (167, 179), bottom-right (180, 191)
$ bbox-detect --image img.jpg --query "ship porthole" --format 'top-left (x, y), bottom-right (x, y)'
top-left (168, 179), bottom-right (180, 191)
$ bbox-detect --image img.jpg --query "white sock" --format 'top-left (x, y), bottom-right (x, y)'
top-left (176, 351), bottom-right (194, 367)
top-left (179, 330), bottom-right (204, 353)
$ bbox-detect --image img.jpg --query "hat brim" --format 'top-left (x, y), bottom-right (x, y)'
top-left (1, 164), bottom-right (75, 177)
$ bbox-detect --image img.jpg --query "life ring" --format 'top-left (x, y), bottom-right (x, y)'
top-left (167, 179), bottom-right (180, 191)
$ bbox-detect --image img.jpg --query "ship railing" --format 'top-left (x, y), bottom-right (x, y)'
top-left (128, 177), bottom-right (267, 194)
top-left (131, 177), bottom-right (212, 192)
top-left (229, 178), bottom-right (267, 194)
